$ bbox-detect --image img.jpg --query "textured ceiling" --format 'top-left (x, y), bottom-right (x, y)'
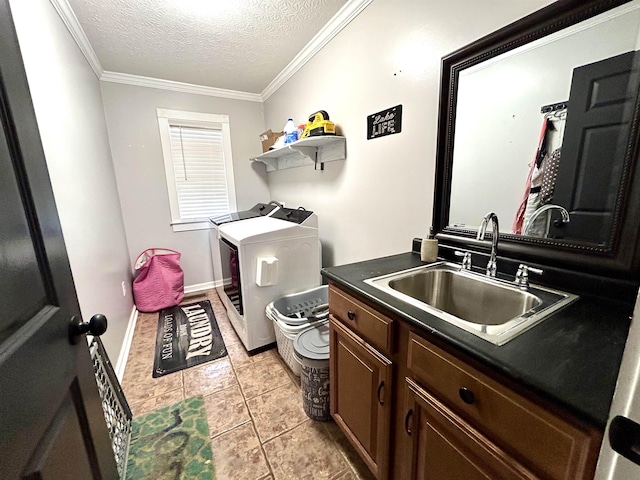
top-left (67, 0), bottom-right (348, 93)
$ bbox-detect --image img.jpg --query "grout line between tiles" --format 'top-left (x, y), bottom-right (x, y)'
top-left (259, 427), bottom-right (277, 480)
top-left (232, 348), bottom-right (294, 401)
top-left (209, 418), bottom-right (252, 440)
top-left (248, 419), bottom-right (275, 479)
top-left (128, 385), bottom-right (184, 410)
top-left (239, 379), bottom-right (294, 402)
top-left (244, 386), bottom-right (308, 445)
top-left (231, 350), bottom-right (279, 372)
top-left (330, 468), bottom-right (355, 480)
top-left (201, 382), bottom-right (239, 399)
top-left (203, 384), bottom-right (251, 439)
top-left (324, 422), bottom-right (375, 480)
top-left (256, 415), bottom-right (309, 446)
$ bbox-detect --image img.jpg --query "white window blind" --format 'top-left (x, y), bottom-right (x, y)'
top-left (168, 125), bottom-right (230, 220)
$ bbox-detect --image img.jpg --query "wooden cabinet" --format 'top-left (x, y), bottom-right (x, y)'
top-left (328, 283), bottom-right (602, 480)
top-left (406, 333), bottom-right (600, 480)
top-left (403, 377), bottom-right (536, 480)
top-left (329, 316), bottom-right (393, 480)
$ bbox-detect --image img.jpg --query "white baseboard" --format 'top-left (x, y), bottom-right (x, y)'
top-left (115, 306), bottom-right (138, 382)
top-left (184, 281), bottom-right (216, 294)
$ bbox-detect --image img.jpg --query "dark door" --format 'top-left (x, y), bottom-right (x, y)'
top-left (0, 2), bottom-right (117, 478)
top-left (550, 51), bottom-right (640, 243)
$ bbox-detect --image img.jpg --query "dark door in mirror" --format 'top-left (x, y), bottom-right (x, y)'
top-left (550, 51), bottom-right (640, 243)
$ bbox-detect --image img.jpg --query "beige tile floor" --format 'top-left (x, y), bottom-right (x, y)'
top-left (121, 289), bottom-right (375, 480)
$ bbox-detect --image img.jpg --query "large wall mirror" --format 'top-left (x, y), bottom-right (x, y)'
top-left (434, 0), bottom-right (640, 278)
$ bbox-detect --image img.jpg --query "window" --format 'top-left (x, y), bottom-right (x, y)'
top-left (157, 109), bottom-right (237, 231)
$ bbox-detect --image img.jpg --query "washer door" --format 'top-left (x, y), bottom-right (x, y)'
top-left (219, 237), bottom-right (243, 315)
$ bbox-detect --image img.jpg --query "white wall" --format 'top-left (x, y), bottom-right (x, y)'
top-left (100, 82), bottom-right (269, 287)
top-left (9, 0), bottom-right (134, 362)
top-left (450, 4), bottom-right (640, 231)
top-left (262, 0), bottom-right (554, 267)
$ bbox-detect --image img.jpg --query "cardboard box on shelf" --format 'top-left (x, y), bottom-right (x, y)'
top-left (259, 130), bottom-right (284, 153)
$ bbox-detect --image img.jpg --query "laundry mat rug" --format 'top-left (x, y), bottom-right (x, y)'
top-left (153, 300), bottom-right (227, 378)
top-left (125, 396), bottom-right (215, 480)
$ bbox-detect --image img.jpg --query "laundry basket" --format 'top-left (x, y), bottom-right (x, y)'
top-left (266, 286), bottom-right (328, 375)
top-left (269, 313), bottom-right (324, 376)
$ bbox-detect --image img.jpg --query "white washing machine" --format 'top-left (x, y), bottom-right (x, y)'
top-left (209, 202), bottom-right (281, 298)
top-left (217, 208), bottom-right (321, 352)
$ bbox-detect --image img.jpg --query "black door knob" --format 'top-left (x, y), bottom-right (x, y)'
top-left (459, 387), bottom-right (475, 405)
top-left (69, 314), bottom-right (108, 344)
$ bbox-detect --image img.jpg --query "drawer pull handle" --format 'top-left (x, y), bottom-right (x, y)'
top-left (404, 409), bottom-right (414, 435)
top-left (377, 381), bottom-right (385, 405)
top-left (459, 387), bottom-right (475, 405)
top-left (347, 310), bottom-right (356, 321)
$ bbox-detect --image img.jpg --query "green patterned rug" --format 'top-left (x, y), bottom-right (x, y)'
top-left (125, 396), bottom-right (215, 480)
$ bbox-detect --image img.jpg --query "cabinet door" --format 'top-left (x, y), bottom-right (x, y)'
top-left (402, 378), bottom-right (536, 480)
top-left (330, 316), bottom-right (393, 480)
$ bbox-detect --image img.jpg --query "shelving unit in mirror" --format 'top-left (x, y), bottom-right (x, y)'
top-left (250, 135), bottom-right (346, 171)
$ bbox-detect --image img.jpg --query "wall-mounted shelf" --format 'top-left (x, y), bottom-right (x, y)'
top-left (251, 135), bottom-right (346, 172)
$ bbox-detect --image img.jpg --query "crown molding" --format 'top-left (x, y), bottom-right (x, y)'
top-left (260, 0), bottom-right (373, 101)
top-left (100, 71), bottom-right (263, 102)
top-left (49, 0), bottom-right (103, 78)
top-left (52, 0), bottom-right (371, 102)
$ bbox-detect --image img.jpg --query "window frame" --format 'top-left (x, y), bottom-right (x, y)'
top-left (157, 108), bottom-right (237, 232)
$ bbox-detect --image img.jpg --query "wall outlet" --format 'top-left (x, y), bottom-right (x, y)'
top-left (121, 281), bottom-right (127, 297)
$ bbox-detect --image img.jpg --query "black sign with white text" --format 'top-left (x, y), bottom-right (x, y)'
top-left (367, 105), bottom-right (402, 140)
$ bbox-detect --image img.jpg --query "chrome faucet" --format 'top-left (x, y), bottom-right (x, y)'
top-left (477, 212), bottom-right (499, 277)
top-left (454, 250), bottom-right (473, 270)
top-left (523, 204), bottom-right (570, 236)
top-left (514, 264), bottom-right (544, 290)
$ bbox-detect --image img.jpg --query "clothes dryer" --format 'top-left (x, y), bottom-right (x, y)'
top-left (208, 202), bottom-right (280, 300)
top-left (217, 208), bottom-right (320, 352)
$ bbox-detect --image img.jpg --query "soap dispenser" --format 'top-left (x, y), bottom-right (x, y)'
top-left (421, 227), bottom-right (438, 263)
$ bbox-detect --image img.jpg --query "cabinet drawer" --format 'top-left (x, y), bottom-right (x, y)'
top-left (407, 333), bottom-right (599, 480)
top-left (329, 285), bottom-right (393, 355)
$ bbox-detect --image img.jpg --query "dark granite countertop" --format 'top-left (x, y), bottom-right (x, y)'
top-left (322, 252), bottom-right (633, 428)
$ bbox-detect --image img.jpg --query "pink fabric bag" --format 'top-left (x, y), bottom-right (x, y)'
top-left (133, 248), bottom-right (184, 313)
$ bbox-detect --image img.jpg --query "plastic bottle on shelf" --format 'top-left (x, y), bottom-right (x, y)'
top-left (283, 118), bottom-right (298, 144)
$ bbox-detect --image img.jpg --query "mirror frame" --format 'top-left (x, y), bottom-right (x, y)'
top-left (433, 0), bottom-right (640, 279)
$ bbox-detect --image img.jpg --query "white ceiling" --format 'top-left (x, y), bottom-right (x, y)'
top-left (66, 0), bottom-right (349, 94)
